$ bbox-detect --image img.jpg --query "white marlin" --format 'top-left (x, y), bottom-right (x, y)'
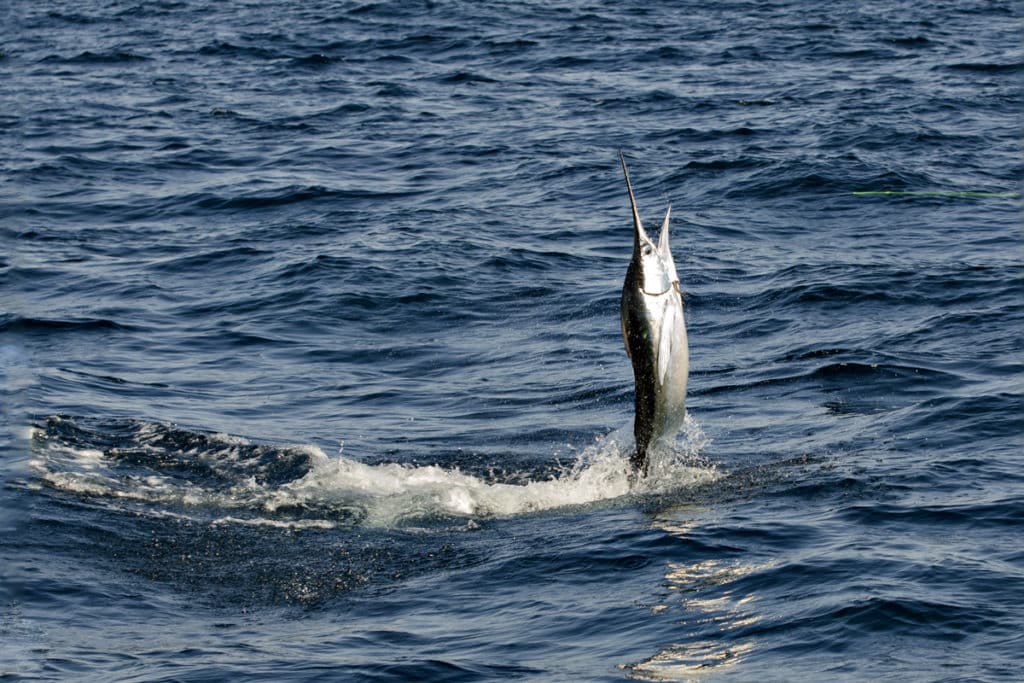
top-left (619, 152), bottom-right (689, 476)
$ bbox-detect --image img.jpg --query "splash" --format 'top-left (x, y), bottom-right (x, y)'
top-left (28, 415), bottom-right (718, 529)
top-left (268, 415), bottom-right (717, 525)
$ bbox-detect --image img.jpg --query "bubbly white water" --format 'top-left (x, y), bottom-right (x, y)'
top-left (30, 415), bottom-right (718, 528)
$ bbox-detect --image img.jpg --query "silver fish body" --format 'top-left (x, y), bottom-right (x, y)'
top-left (619, 153), bottom-right (689, 475)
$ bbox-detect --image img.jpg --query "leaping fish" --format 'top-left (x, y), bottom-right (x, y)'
top-left (619, 152), bottom-right (689, 476)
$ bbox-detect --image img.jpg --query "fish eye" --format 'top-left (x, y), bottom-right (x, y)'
top-left (642, 246), bottom-right (653, 256)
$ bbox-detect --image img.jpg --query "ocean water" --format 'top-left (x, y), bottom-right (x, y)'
top-left (2, 0), bottom-right (1022, 680)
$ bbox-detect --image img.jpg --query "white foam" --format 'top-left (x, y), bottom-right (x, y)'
top-left (267, 416), bottom-right (718, 526)
top-left (210, 515), bottom-right (336, 530)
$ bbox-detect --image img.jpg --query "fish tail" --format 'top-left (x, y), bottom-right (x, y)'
top-left (630, 446), bottom-right (649, 477)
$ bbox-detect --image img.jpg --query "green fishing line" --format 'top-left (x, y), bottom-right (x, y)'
top-left (852, 190), bottom-right (1021, 198)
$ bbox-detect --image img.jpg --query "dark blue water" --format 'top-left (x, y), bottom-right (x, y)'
top-left (3, 1), bottom-right (1022, 680)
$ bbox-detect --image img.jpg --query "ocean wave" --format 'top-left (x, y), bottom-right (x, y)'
top-left (944, 61), bottom-right (1024, 74)
top-left (0, 316), bottom-right (134, 333)
top-left (839, 500), bottom-right (1024, 528)
top-left (38, 50), bottom-right (149, 64)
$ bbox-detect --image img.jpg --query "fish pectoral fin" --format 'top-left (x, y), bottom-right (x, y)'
top-left (657, 304), bottom-right (676, 385)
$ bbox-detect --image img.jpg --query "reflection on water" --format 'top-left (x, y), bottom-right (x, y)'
top-left (626, 515), bottom-right (764, 681)
top-left (629, 640), bottom-right (756, 681)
